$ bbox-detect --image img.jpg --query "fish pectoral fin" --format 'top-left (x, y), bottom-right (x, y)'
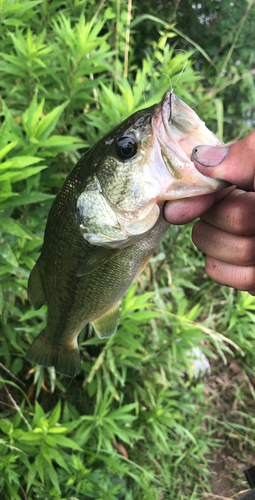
top-left (92, 302), bottom-right (120, 339)
top-left (27, 260), bottom-right (46, 310)
top-left (77, 247), bottom-right (123, 276)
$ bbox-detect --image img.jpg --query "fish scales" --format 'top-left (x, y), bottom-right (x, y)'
top-left (26, 92), bottom-right (226, 377)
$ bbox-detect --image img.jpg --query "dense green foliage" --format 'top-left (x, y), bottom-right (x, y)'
top-left (134, 0), bottom-right (255, 141)
top-left (1, 1), bottom-right (255, 499)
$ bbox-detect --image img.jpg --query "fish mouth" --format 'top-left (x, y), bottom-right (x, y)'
top-left (154, 92), bottom-right (228, 199)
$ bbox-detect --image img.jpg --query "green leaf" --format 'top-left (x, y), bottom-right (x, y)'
top-left (39, 135), bottom-right (83, 147)
top-left (22, 236), bottom-right (43, 252)
top-left (26, 461), bottom-right (37, 493)
top-left (0, 192), bottom-right (18, 202)
top-left (123, 291), bottom-right (155, 311)
top-left (60, 418), bottom-right (83, 432)
top-left (45, 435), bottom-right (57, 447)
top-left (52, 434), bottom-right (82, 450)
top-left (3, 19), bottom-right (25, 27)
top-left (128, 14), bottom-right (168, 31)
top-left (72, 423), bottom-right (93, 447)
top-left (0, 284), bottom-right (3, 314)
top-left (48, 400), bottom-right (61, 428)
top-left (5, 165), bottom-right (47, 184)
top-left (0, 418), bottom-right (12, 434)
top-left (124, 311), bottom-right (163, 323)
top-left (41, 443), bottom-right (52, 463)
top-left (22, 93), bottom-right (43, 138)
top-left (214, 98), bottom-right (224, 141)
top-left (0, 218), bottom-right (32, 239)
top-left (19, 431), bottom-right (43, 442)
top-left (0, 156), bottom-right (43, 171)
top-left (48, 426), bottom-right (68, 434)
top-left (0, 191), bottom-right (54, 208)
top-left (0, 141), bottom-right (18, 162)
top-left (1, 245), bottom-right (18, 267)
top-left (19, 307), bottom-right (47, 323)
top-left (48, 448), bottom-right (69, 471)
top-left (35, 401), bottom-right (45, 422)
top-left (3, 1), bottom-right (43, 15)
top-left (35, 453), bottom-right (45, 484)
top-left (45, 461), bottom-right (60, 492)
top-left (35, 101), bottom-right (70, 141)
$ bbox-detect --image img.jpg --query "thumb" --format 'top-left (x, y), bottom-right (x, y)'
top-left (192, 130), bottom-right (255, 192)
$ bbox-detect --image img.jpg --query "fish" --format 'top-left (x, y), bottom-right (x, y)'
top-left (26, 91), bottom-right (226, 377)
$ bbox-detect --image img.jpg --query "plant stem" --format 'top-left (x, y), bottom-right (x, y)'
top-left (95, 0), bottom-right (107, 17)
top-left (205, 0), bottom-right (255, 76)
top-left (124, 0), bottom-right (132, 78)
top-left (168, 0), bottom-right (181, 24)
top-left (114, 0), bottom-right (121, 92)
top-left (0, 362), bottom-right (26, 388)
top-left (1, 378), bottom-right (32, 430)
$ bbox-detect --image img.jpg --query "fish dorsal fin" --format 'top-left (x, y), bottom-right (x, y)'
top-left (27, 260), bottom-right (46, 310)
top-left (92, 302), bottom-right (120, 339)
top-left (77, 247), bottom-right (123, 276)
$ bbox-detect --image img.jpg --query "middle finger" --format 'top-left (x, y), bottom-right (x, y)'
top-left (201, 189), bottom-right (255, 236)
top-left (192, 220), bottom-right (255, 266)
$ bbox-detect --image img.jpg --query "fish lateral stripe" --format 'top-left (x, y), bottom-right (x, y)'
top-left (25, 329), bottom-right (81, 377)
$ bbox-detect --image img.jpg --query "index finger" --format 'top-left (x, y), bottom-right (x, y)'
top-left (201, 189), bottom-right (255, 236)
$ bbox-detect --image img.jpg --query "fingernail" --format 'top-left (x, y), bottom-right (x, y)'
top-left (192, 145), bottom-right (230, 167)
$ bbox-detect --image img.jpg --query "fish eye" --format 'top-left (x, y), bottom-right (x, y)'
top-left (115, 136), bottom-right (137, 160)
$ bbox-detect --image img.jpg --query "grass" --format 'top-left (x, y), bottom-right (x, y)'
top-left (1, 1), bottom-right (255, 499)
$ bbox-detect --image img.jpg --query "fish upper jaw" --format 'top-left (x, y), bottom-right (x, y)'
top-left (161, 92), bottom-right (223, 157)
top-left (151, 92), bottom-right (228, 200)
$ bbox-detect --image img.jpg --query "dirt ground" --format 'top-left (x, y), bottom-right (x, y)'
top-left (204, 353), bottom-right (255, 500)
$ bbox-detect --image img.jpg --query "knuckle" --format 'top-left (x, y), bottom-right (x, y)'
top-left (240, 237), bottom-right (255, 265)
top-left (243, 267), bottom-right (255, 290)
top-left (243, 130), bottom-right (255, 152)
top-left (230, 192), bottom-right (255, 235)
top-left (191, 220), bottom-right (204, 246)
top-left (231, 204), bottom-right (250, 233)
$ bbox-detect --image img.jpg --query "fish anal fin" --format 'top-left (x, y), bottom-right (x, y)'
top-left (25, 330), bottom-right (81, 378)
top-left (27, 261), bottom-right (46, 310)
top-left (92, 302), bottom-right (120, 339)
top-left (77, 247), bottom-right (123, 276)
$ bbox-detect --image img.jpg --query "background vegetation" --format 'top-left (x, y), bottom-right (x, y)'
top-left (1, 0), bottom-right (255, 499)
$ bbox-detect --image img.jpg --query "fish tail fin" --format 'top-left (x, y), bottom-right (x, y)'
top-left (25, 330), bottom-right (81, 378)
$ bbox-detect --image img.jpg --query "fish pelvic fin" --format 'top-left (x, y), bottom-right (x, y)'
top-left (25, 330), bottom-right (81, 378)
top-left (28, 260), bottom-right (46, 310)
top-left (92, 302), bottom-right (120, 339)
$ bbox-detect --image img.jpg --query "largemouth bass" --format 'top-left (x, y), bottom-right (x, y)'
top-left (26, 92), bottom-right (226, 377)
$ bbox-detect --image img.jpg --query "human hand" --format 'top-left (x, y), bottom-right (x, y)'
top-left (164, 130), bottom-right (255, 294)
